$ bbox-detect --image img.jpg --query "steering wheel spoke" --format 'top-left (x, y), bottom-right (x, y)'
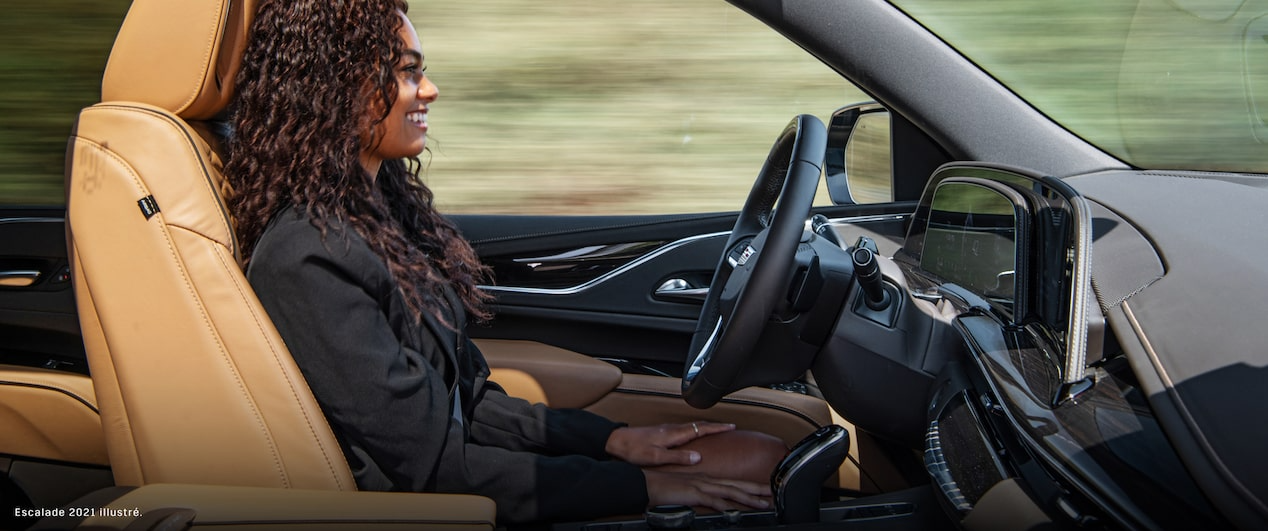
top-left (682, 115), bottom-right (827, 408)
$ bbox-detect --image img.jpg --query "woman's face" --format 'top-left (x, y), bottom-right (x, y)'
top-left (360, 13), bottom-right (437, 176)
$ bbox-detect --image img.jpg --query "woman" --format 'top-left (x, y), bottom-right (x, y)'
top-left (225, 0), bottom-right (781, 524)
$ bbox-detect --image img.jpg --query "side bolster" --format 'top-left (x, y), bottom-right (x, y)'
top-left (71, 245), bottom-right (142, 483)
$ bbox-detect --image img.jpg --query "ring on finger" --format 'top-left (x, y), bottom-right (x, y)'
top-left (692, 422), bottom-right (700, 436)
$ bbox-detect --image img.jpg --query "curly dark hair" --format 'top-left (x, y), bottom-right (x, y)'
top-left (225, 0), bottom-right (492, 324)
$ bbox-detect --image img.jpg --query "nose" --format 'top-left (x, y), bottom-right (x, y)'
top-left (419, 75), bottom-right (438, 103)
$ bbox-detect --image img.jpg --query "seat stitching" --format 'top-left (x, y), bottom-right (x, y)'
top-left (74, 135), bottom-right (289, 487)
top-left (92, 104), bottom-right (236, 253)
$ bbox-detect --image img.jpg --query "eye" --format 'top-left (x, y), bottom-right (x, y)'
top-left (402, 63), bottom-right (426, 76)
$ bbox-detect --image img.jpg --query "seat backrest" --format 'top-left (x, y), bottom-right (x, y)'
top-left (65, 0), bottom-right (355, 491)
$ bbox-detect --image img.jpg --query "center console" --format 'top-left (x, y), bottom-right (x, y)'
top-left (552, 425), bottom-right (952, 531)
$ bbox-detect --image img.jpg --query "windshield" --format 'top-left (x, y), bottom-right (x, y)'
top-left (890, 0), bottom-right (1267, 174)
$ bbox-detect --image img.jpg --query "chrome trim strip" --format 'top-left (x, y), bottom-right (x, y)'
top-left (684, 317), bottom-right (723, 384)
top-left (826, 213), bottom-right (908, 225)
top-left (1062, 194), bottom-right (1095, 388)
top-left (482, 213), bottom-right (910, 296)
top-left (512, 241), bottom-right (664, 265)
top-left (925, 420), bottom-right (972, 512)
top-left (0, 270), bottom-right (42, 287)
top-left (482, 231), bottom-right (730, 296)
top-left (0, 217), bottom-right (65, 225)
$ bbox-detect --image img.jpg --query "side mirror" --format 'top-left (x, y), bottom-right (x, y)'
top-left (826, 103), bottom-right (892, 205)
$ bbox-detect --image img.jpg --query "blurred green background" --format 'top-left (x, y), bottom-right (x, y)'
top-left (412, 0), bottom-right (855, 213)
top-left (0, 0), bottom-right (855, 213)
top-left (0, 0), bottom-right (130, 206)
top-left (8, 1), bottom-right (1260, 211)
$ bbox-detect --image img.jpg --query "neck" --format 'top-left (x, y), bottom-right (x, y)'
top-left (359, 153), bottom-right (382, 180)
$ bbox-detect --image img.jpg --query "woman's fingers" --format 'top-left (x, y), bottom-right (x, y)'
top-left (649, 422), bottom-right (738, 465)
top-left (682, 421), bottom-right (735, 441)
top-left (644, 470), bottom-right (773, 513)
top-left (607, 422), bottom-right (741, 466)
top-left (708, 477), bottom-right (773, 497)
top-left (693, 479), bottom-right (773, 512)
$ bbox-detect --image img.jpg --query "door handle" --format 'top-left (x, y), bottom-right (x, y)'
top-left (0, 270), bottom-right (41, 287)
top-left (654, 279), bottom-right (709, 303)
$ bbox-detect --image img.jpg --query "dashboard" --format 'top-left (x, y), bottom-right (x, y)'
top-left (887, 164), bottom-right (1226, 529)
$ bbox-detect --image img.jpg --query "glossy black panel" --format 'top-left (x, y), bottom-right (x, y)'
top-left (484, 241), bottom-right (668, 290)
top-left (955, 315), bottom-right (1223, 529)
top-left (0, 212), bottom-right (85, 371)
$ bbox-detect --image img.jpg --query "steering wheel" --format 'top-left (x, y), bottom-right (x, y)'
top-left (682, 114), bottom-right (826, 409)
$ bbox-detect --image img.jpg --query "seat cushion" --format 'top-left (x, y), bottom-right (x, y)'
top-left (0, 365), bottom-right (107, 465)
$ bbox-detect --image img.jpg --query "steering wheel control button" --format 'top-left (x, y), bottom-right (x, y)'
top-left (646, 505), bottom-right (695, 529)
top-left (728, 242), bottom-right (757, 268)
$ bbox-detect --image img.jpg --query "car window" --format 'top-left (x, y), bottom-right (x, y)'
top-left (0, 2), bottom-right (863, 212)
top-left (891, 0), bottom-right (1268, 174)
top-left (0, 1), bottom-right (130, 206)
top-left (414, 1), bottom-right (865, 214)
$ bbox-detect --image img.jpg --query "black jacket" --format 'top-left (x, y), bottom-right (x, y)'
top-left (247, 206), bottom-right (647, 523)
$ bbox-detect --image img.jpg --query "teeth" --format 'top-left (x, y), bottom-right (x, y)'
top-left (407, 112), bottom-right (427, 124)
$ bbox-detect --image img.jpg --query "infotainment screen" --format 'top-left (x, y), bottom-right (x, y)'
top-left (900, 163), bottom-right (1095, 388)
top-left (920, 181), bottom-right (1019, 308)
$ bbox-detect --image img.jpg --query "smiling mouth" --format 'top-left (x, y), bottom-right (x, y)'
top-left (406, 111), bottom-right (427, 127)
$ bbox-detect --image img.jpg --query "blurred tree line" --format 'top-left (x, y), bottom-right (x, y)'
top-left (0, 1), bottom-right (129, 205)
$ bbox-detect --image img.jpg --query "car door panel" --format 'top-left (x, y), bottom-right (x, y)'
top-left (0, 209), bottom-right (85, 372)
top-left (455, 202), bottom-right (914, 375)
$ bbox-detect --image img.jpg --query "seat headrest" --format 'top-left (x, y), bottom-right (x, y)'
top-left (102, 0), bottom-right (256, 120)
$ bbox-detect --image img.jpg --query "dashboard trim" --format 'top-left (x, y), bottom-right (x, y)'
top-left (481, 214), bottom-right (909, 296)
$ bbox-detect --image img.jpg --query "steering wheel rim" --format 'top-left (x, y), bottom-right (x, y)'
top-left (682, 114), bottom-right (827, 409)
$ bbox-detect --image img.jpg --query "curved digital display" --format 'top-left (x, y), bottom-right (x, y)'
top-left (921, 182), bottom-right (1019, 307)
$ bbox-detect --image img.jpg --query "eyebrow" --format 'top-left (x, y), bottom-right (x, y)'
top-left (402, 50), bottom-right (423, 63)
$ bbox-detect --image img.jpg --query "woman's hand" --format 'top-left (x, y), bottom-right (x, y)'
top-left (605, 422), bottom-right (735, 466)
top-left (643, 469), bottom-right (773, 512)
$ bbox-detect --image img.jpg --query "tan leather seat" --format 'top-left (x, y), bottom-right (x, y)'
top-left (0, 365), bottom-right (106, 465)
top-left (67, 0), bottom-right (354, 490)
top-left (63, 0), bottom-right (493, 525)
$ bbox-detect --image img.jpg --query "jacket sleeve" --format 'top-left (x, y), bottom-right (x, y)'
top-left (437, 420), bottom-right (648, 523)
top-left (465, 340), bottom-right (625, 459)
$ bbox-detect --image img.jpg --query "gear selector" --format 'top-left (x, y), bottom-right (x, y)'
top-left (771, 424), bottom-right (851, 524)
